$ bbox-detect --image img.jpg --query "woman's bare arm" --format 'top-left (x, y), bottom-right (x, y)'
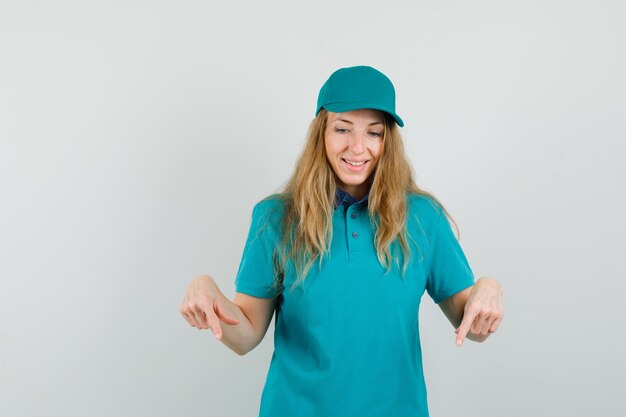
top-left (223, 292), bottom-right (277, 355)
top-left (180, 275), bottom-right (277, 355)
top-left (438, 277), bottom-right (504, 346)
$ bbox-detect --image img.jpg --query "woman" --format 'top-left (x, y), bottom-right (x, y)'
top-left (180, 65), bottom-right (504, 417)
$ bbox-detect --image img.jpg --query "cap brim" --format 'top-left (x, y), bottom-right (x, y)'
top-left (321, 101), bottom-right (404, 127)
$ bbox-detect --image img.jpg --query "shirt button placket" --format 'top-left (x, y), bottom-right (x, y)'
top-left (346, 206), bottom-right (363, 261)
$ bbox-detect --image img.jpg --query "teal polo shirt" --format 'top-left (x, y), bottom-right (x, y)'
top-left (235, 190), bottom-right (475, 417)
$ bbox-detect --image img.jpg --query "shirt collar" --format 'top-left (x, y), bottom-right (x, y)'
top-left (334, 187), bottom-right (369, 209)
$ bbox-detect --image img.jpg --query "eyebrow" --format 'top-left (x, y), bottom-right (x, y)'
top-left (334, 119), bottom-right (383, 126)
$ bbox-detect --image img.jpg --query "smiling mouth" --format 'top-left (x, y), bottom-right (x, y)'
top-left (342, 158), bottom-right (369, 167)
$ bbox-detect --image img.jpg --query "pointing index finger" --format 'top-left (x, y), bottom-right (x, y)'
top-left (455, 310), bottom-right (477, 347)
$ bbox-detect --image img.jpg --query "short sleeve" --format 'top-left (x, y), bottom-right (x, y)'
top-left (234, 201), bottom-right (281, 298)
top-left (426, 207), bottom-right (475, 304)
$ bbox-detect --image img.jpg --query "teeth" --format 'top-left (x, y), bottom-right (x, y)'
top-left (345, 160), bottom-right (365, 166)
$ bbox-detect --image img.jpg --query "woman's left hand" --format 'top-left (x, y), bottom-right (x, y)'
top-left (455, 277), bottom-right (504, 346)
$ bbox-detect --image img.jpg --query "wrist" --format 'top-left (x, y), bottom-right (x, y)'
top-left (476, 277), bottom-right (502, 291)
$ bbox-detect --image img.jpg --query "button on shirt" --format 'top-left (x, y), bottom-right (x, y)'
top-left (235, 191), bottom-right (475, 417)
top-left (335, 188), bottom-right (367, 246)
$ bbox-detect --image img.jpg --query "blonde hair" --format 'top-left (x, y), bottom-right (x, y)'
top-left (265, 109), bottom-right (459, 292)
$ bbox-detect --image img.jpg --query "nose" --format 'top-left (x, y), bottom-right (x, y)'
top-left (348, 131), bottom-right (366, 154)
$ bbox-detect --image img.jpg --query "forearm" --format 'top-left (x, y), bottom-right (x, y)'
top-left (215, 297), bottom-right (259, 356)
top-left (180, 275), bottom-right (266, 356)
top-left (441, 277), bottom-right (503, 346)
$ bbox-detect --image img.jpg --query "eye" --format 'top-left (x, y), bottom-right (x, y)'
top-left (335, 128), bottom-right (350, 134)
top-left (368, 131), bottom-right (383, 138)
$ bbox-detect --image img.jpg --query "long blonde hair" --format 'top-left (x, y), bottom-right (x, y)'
top-left (265, 109), bottom-right (459, 291)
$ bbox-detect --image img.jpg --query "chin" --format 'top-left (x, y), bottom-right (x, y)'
top-left (340, 175), bottom-right (373, 189)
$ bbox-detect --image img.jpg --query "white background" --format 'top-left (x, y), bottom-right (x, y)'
top-left (1, 1), bottom-right (625, 416)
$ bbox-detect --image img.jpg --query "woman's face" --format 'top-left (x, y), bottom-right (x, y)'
top-left (324, 109), bottom-right (384, 200)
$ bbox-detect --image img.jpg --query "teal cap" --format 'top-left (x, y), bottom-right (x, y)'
top-left (315, 65), bottom-right (404, 127)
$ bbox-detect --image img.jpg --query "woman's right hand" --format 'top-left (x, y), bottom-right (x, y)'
top-left (179, 275), bottom-right (240, 339)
